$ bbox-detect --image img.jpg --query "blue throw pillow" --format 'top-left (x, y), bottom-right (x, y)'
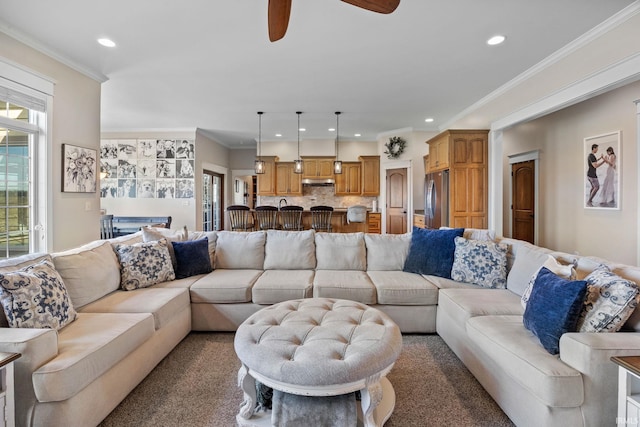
top-left (172, 238), bottom-right (213, 279)
top-left (523, 267), bottom-right (588, 355)
top-left (402, 227), bottom-right (464, 279)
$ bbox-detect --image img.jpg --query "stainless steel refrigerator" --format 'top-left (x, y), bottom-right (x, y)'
top-left (424, 170), bottom-right (449, 229)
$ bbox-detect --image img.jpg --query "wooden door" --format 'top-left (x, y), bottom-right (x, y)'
top-left (512, 160), bottom-right (535, 243)
top-left (386, 168), bottom-right (407, 234)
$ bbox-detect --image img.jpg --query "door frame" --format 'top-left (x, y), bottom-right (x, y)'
top-left (508, 150), bottom-right (539, 244)
top-left (381, 160), bottom-right (413, 234)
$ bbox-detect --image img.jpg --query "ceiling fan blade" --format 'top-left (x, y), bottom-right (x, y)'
top-left (341, 0), bottom-right (399, 14)
top-left (268, 0), bottom-right (292, 42)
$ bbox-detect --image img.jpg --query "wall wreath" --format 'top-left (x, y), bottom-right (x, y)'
top-left (384, 136), bottom-right (407, 159)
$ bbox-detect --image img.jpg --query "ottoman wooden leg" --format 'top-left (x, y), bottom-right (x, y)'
top-left (237, 364), bottom-right (257, 420)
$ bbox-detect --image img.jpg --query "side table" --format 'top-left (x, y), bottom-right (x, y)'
top-left (0, 352), bottom-right (20, 427)
top-left (612, 355), bottom-right (640, 426)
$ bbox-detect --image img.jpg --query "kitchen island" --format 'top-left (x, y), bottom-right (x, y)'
top-left (227, 209), bottom-right (381, 233)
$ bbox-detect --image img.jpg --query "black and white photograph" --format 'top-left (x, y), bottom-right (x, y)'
top-left (118, 159), bottom-right (137, 179)
top-left (176, 179), bottom-right (194, 198)
top-left (177, 159), bottom-right (194, 178)
top-left (175, 140), bottom-right (194, 159)
top-left (156, 139), bottom-right (175, 159)
top-left (100, 140), bottom-right (118, 159)
top-left (584, 131), bottom-right (620, 210)
top-left (62, 143), bottom-right (97, 193)
top-left (156, 159), bottom-right (176, 178)
top-left (156, 179), bottom-right (176, 198)
top-left (100, 179), bottom-right (118, 198)
top-left (118, 140), bottom-right (137, 160)
top-left (118, 178), bottom-right (136, 198)
top-left (100, 159), bottom-right (118, 179)
top-left (137, 179), bottom-right (156, 198)
top-left (137, 140), bottom-right (156, 158)
top-left (137, 159), bottom-right (156, 180)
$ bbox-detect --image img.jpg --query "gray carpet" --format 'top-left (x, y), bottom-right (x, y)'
top-left (99, 332), bottom-right (514, 427)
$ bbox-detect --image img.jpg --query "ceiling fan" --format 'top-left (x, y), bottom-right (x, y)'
top-left (268, 0), bottom-right (400, 42)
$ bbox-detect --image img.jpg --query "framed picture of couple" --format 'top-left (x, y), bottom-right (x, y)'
top-left (584, 131), bottom-right (620, 210)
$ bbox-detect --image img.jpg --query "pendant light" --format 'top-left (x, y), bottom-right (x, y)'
top-left (333, 111), bottom-right (343, 174)
top-left (294, 111), bottom-right (304, 174)
top-left (254, 111), bottom-right (265, 174)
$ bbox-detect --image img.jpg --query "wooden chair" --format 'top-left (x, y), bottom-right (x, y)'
top-left (100, 214), bottom-right (114, 239)
top-left (254, 206), bottom-right (279, 230)
top-left (310, 206), bottom-right (333, 232)
top-left (227, 205), bottom-right (254, 231)
top-left (280, 206), bottom-right (304, 231)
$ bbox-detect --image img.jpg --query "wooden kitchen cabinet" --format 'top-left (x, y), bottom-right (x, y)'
top-left (256, 156), bottom-right (278, 196)
top-left (275, 162), bottom-right (302, 196)
top-left (425, 130), bottom-right (489, 229)
top-left (426, 134), bottom-right (450, 173)
top-left (413, 214), bottom-right (425, 229)
top-left (301, 157), bottom-right (335, 180)
top-left (367, 212), bottom-right (381, 234)
top-left (335, 162), bottom-right (361, 195)
top-left (359, 155), bottom-right (380, 196)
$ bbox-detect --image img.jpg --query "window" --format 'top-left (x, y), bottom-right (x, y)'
top-left (0, 62), bottom-right (52, 258)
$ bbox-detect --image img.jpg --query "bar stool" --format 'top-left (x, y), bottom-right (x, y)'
top-left (310, 206), bottom-right (333, 232)
top-left (227, 205), bottom-right (254, 231)
top-left (254, 206), bottom-right (279, 230)
top-left (280, 206), bottom-right (304, 231)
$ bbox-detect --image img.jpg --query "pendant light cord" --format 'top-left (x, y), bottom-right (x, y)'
top-left (257, 111), bottom-right (263, 160)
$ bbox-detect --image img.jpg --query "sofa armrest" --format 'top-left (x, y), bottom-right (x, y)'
top-left (0, 328), bottom-right (58, 426)
top-left (559, 332), bottom-right (640, 427)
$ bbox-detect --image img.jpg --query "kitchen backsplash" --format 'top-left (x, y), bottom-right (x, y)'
top-left (259, 186), bottom-right (378, 210)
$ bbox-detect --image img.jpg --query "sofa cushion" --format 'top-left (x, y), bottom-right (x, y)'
top-left (313, 270), bottom-right (376, 304)
top-left (466, 315), bottom-right (584, 408)
top-left (364, 233), bottom-right (411, 271)
top-left (403, 227), bottom-right (464, 279)
top-left (0, 258), bottom-right (77, 330)
top-left (142, 226), bottom-right (188, 271)
top-left (423, 275), bottom-right (480, 290)
top-left (51, 240), bottom-right (121, 308)
top-left (186, 230), bottom-right (217, 269)
top-left (315, 233), bottom-right (366, 271)
top-left (32, 312), bottom-right (155, 402)
top-left (215, 231), bottom-right (265, 269)
top-left (190, 269), bottom-right (262, 303)
top-left (264, 229), bottom-right (316, 270)
top-left (172, 238), bottom-right (213, 279)
top-left (577, 264), bottom-right (640, 333)
top-left (450, 237), bottom-right (508, 288)
top-left (521, 255), bottom-right (576, 309)
top-left (78, 288), bottom-right (189, 330)
top-left (523, 268), bottom-right (588, 354)
top-left (506, 242), bottom-right (553, 296)
top-left (252, 270), bottom-right (314, 304)
top-left (115, 240), bottom-right (175, 290)
top-left (437, 288), bottom-right (523, 327)
top-left (367, 271), bottom-right (438, 305)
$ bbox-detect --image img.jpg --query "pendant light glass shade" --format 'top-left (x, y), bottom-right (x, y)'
top-left (294, 111), bottom-right (303, 174)
top-left (333, 111), bottom-right (342, 174)
top-left (254, 111), bottom-right (265, 174)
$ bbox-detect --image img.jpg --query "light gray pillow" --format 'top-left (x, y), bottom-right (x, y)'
top-left (215, 231), bottom-right (266, 270)
top-left (52, 240), bottom-right (121, 308)
top-left (315, 232), bottom-right (366, 271)
top-left (506, 243), bottom-right (552, 296)
top-left (264, 229), bottom-right (316, 270)
top-left (364, 233), bottom-right (411, 271)
top-left (142, 226), bottom-right (188, 271)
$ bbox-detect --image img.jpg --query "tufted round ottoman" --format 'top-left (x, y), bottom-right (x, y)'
top-left (234, 298), bottom-right (402, 427)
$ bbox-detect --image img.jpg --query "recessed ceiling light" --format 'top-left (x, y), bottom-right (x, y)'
top-left (425, 117), bottom-right (434, 123)
top-left (275, 133), bottom-right (282, 137)
top-left (487, 35), bottom-right (506, 46)
top-left (97, 38), bottom-right (116, 47)
top-left (299, 128), bottom-right (306, 132)
top-left (354, 134), bottom-right (361, 137)
top-left (328, 128), bottom-right (335, 132)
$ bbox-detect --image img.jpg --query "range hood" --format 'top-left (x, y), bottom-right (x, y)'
top-left (301, 178), bottom-right (335, 186)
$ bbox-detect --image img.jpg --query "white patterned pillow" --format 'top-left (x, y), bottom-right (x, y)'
top-left (521, 255), bottom-right (576, 309)
top-left (577, 265), bottom-right (640, 332)
top-left (115, 240), bottom-right (175, 291)
top-left (450, 237), bottom-right (508, 288)
top-left (0, 259), bottom-right (77, 330)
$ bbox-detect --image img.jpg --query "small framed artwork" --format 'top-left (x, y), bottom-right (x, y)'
top-left (62, 144), bottom-right (98, 193)
top-left (584, 131), bottom-right (620, 209)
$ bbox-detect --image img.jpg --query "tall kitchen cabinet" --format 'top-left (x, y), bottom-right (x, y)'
top-left (425, 130), bottom-right (488, 229)
top-left (359, 155), bottom-right (380, 196)
top-left (257, 156), bottom-right (278, 196)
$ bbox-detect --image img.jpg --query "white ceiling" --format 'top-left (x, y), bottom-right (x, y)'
top-left (0, 0), bottom-right (635, 147)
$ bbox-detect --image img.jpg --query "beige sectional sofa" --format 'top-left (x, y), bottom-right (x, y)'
top-left (0, 227), bottom-right (639, 427)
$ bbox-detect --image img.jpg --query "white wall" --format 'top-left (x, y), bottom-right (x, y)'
top-left (503, 79), bottom-right (639, 265)
top-left (1, 32), bottom-right (102, 251)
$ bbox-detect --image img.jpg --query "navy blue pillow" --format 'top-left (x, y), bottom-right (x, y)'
top-left (171, 238), bottom-right (213, 279)
top-left (523, 267), bottom-right (588, 355)
top-left (402, 227), bottom-right (464, 279)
